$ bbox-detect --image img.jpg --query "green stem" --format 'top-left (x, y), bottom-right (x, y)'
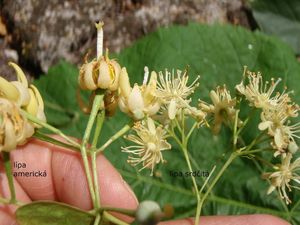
top-left (2, 152), bottom-right (16, 204)
top-left (33, 131), bottom-right (80, 152)
top-left (0, 196), bottom-right (23, 206)
top-left (91, 110), bottom-right (105, 212)
top-left (92, 206), bottom-right (136, 217)
top-left (197, 153), bottom-right (237, 221)
top-left (103, 211), bottom-right (129, 225)
top-left (182, 147), bottom-right (201, 225)
top-left (94, 214), bottom-right (101, 225)
top-left (81, 94), bottom-right (104, 208)
top-left (186, 121), bottom-right (198, 142)
top-left (22, 110), bottom-right (80, 148)
top-left (96, 124), bottom-right (131, 154)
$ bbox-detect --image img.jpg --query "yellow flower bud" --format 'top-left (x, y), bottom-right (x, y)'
top-left (0, 98), bottom-right (34, 152)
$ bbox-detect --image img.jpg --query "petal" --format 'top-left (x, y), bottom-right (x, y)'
top-left (0, 77), bottom-right (20, 102)
top-left (97, 60), bottom-right (111, 89)
top-left (143, 71), bottom-right (157, 104)
top-left (118, 97), bottom-right (129, 113)
top-left (109, 60), bottom-right (121, 91)
top-left (24, 89), bottom-right (39, 117)
top-left (147, 118), bottom-right (156, 135)
top-left (258, 121), bottom-right (272, 131)
top-left (9, 62), bottom-right (28, 87)
top-left (79, 63), bottom-right (97, 90)
top-left (119, 68), bottom-right (131, 98)
top-left (168, 99), bottom-right (177, 120)
top-left (128, 85), bottom-right (144, 113)
top-left (274, 129), bottom-right (285, 149)
top-left (11, 81), bottom-right (30, 106)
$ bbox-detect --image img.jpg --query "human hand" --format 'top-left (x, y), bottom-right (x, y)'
top-left (0, 138), bottom-right (290, 225)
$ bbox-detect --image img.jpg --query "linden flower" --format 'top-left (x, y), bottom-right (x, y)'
top-left (264, 153), bottom-right (300, 204)
top-left (78, 54), bottom-right (121, 91)
top-left (122, 117), bottom-right (171, 175)
top-left (259, 109), bottom-right (300, 157)
top-left (0, 62), bottom-right (46, 124)
top-left (156, 69), bottom-right (200, 120)
top-left (236, 71), bottom-right (281, 109)
top-left (258, 95), bottom-right (300, 156)
top-left (0, 98), bottom-right (34, 152)
top-left (118, 67), bottom-right (160, 120)
top-left (199, 85), bottom-right (237, 135)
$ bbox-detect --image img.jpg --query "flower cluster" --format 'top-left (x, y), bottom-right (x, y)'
top-left (236, 70), bottom-right (299, 157)
top-left (236, 70), bottom-right (300, 204)
top-left (0, 63), bottom-right (46, 151)
top-left (118, 68), bottom-right (202, 173)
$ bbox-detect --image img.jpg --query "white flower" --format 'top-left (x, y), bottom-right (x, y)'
top-left (258, 96), bottom-right (300, 157)
top-left (156, 69), bottom-right (200, 120)
top-left (118, 67), bottom-right (160, 120)
top-left (0, 98), bottom-right (34, 152)
top-left (264, 153), bottom-right (300, 204)
top-left (236, 71), bottom-right (281, 110)
top-left (122, 117), bottom-right (171, 175)
top-left (199, 86), bottom-right (237, 134)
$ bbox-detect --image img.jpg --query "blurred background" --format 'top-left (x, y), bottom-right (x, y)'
top-left (0, 0), bottom-right (255, 80)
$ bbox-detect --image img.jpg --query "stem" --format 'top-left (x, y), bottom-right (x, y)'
top-left (182, 147), bottom-right (201, 225)
top-left (91, 110), bottom-right (105, 211)
top-left (2, 152), bottom-right (16, 204)
top-left (81, 94), bottom-right (104, 208)
top-left (92, 206), bottom-right (136, 217)
top-left (96, 124), bottom-right (131, 154)
top-left (103, 212), bottom-right (129, 225)
top-left (233, 110), bottom-right (240, 149)
top-left (22, 110), bottom-right (80, 148)
top-left (0, 196), bottom-right (23, 206)
top-left (94, 214), bottom-right (101, 225)
top-left (33, 131), bottom-right (80, 152)
top-left (186, 121), bottom-right (198, 142)
top-left (197, 153), bottom-right (237, 220)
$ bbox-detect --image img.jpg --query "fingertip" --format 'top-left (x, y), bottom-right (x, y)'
top-left (96, 154), bottom-right (138, 222)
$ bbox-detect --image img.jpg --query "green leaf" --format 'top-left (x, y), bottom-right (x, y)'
top-left (34, 23), bottom-right (300, 223)
top-left (16, 201), bottom-right (94, 225)
top-left (251, 0), bottom-right (300, 54)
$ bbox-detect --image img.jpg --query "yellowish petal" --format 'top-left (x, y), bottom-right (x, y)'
top-left (128, 84), bottom-right (144, 113)
top-left (11, 81), bottom-right (30, 106)
top-left (9, 62), bottom-right (28, 87)
top-left (109, 60), bottom-right (121, 91)
top-left (79, 63), bottom-right (97, 90)
top-left (3, 120), bottom-right (17, 152)
top-left (147, 117), bottom-right (156, 135)
top-left (168, 99), bottom-right (177, 120)
top-left (274, 129), bottom-right (284, 149)
top-left (119, 67), bottom-right (131, 98)
top-left (24, 89), bottom-right (38, 117)
top-left (258, 121), bottom-right (272, 131)
top-left (97, 60), bottom-right (111, 89)
top-left (0, 77), bottom-right (20, 102)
